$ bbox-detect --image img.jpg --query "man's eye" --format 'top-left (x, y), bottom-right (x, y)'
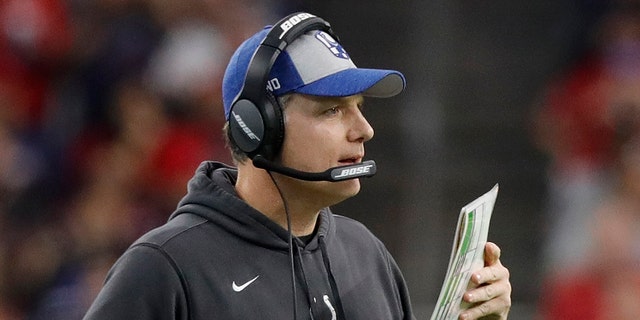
top-left (325, 107), bottom-right (340, 115)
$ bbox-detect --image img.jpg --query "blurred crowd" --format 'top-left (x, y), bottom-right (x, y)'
top-left (532, 1), bottom-right (640, 319)
top-left (0, 0), bottom-right (292, 318)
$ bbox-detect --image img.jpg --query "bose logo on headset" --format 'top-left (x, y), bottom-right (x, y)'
top-left (278, 13), bottom-right (316, 39)
top-left (232, 111), bottom-right (261, 141)
top-left (332, 164), bottom-right (374, 180)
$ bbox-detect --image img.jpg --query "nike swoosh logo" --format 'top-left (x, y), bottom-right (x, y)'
top-left (232, 275), bottom-right (260, 292)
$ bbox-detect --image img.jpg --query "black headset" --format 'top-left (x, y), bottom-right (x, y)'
top-left (227, 12), bottom-right (339, 160)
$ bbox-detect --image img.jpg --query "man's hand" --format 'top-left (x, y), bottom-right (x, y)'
top-left (459, 242), bottom-right (511, 320)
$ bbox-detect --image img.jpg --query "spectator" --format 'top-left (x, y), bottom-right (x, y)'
top-left (538, 137), bottom-right (640, 320)
top-left (531, 2), bottom-right (640, 274)
top-left (537, 3), bottom-right (640, 319)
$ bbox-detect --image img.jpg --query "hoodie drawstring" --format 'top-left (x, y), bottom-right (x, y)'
top-left (292, 241), bottom-right (316, 319)
top-left (318, 235), bottom-right (346, 320)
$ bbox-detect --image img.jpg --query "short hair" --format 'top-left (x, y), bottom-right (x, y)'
top-left (223, 94), bottom-right (293, 164)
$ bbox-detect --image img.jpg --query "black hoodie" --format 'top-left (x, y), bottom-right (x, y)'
top-left (84, 161), bottom-right (415, 320)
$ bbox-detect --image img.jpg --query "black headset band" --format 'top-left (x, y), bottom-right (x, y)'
top-left (228, 12), bottom-right (339, 159)
top-left (240, 13), bottom-right (336, 102)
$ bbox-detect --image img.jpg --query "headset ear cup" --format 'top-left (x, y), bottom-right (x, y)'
top-left (228, 99), bottom-right (265, 157)
top-left (260, 92), bottom-right (285, 160)
top-left (227, 93), bottom-right (284, 160)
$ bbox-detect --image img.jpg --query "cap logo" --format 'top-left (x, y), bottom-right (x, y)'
top-left (315, 31), bottom-right (349, 59)
top-left (266, 78), bottom-right (281, 92)
top-left (278, 13), bottom-right (316, 39)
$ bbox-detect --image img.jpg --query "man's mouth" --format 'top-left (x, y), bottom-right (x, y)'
top-left (338, 156), bottom-right (362, 165)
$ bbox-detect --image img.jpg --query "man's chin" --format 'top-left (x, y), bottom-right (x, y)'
top-left (330, 179), bottom-right (362, 201)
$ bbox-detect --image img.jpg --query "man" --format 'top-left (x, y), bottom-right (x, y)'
top-left (84, 12), bottom-right (511, 320)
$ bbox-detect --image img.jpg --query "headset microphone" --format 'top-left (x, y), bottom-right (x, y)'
top-left (252, 155), bottom-right (377, 182)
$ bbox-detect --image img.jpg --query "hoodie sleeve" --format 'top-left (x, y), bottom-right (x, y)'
top-left (387, 251), bottom-right (416, 320)
top-left (83, 244), bottom-right (189, 320)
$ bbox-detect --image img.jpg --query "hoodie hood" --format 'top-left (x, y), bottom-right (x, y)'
top-left (170, 161), bottom-right (334, 252)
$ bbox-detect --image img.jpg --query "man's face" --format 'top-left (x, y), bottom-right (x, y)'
top-left (277, 93), bottom-right (375, 205)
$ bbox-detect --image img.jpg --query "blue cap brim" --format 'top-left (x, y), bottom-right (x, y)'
top-left (292, 68), bottom-right (406, 98)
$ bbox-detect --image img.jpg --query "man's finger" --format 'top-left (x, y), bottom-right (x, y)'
top-left (459, 289), bottom-right (511, 320)
top-left (471, 264), bottom-right (509, 286)
top-left (484, 242), bottom-right (501, 264)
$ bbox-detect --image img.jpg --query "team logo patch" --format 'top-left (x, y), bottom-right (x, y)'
top-left (315, 31), bottom-right (349, 59)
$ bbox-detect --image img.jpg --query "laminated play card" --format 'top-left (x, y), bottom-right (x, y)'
top-left (430, 184), bottom-right (499, 320)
